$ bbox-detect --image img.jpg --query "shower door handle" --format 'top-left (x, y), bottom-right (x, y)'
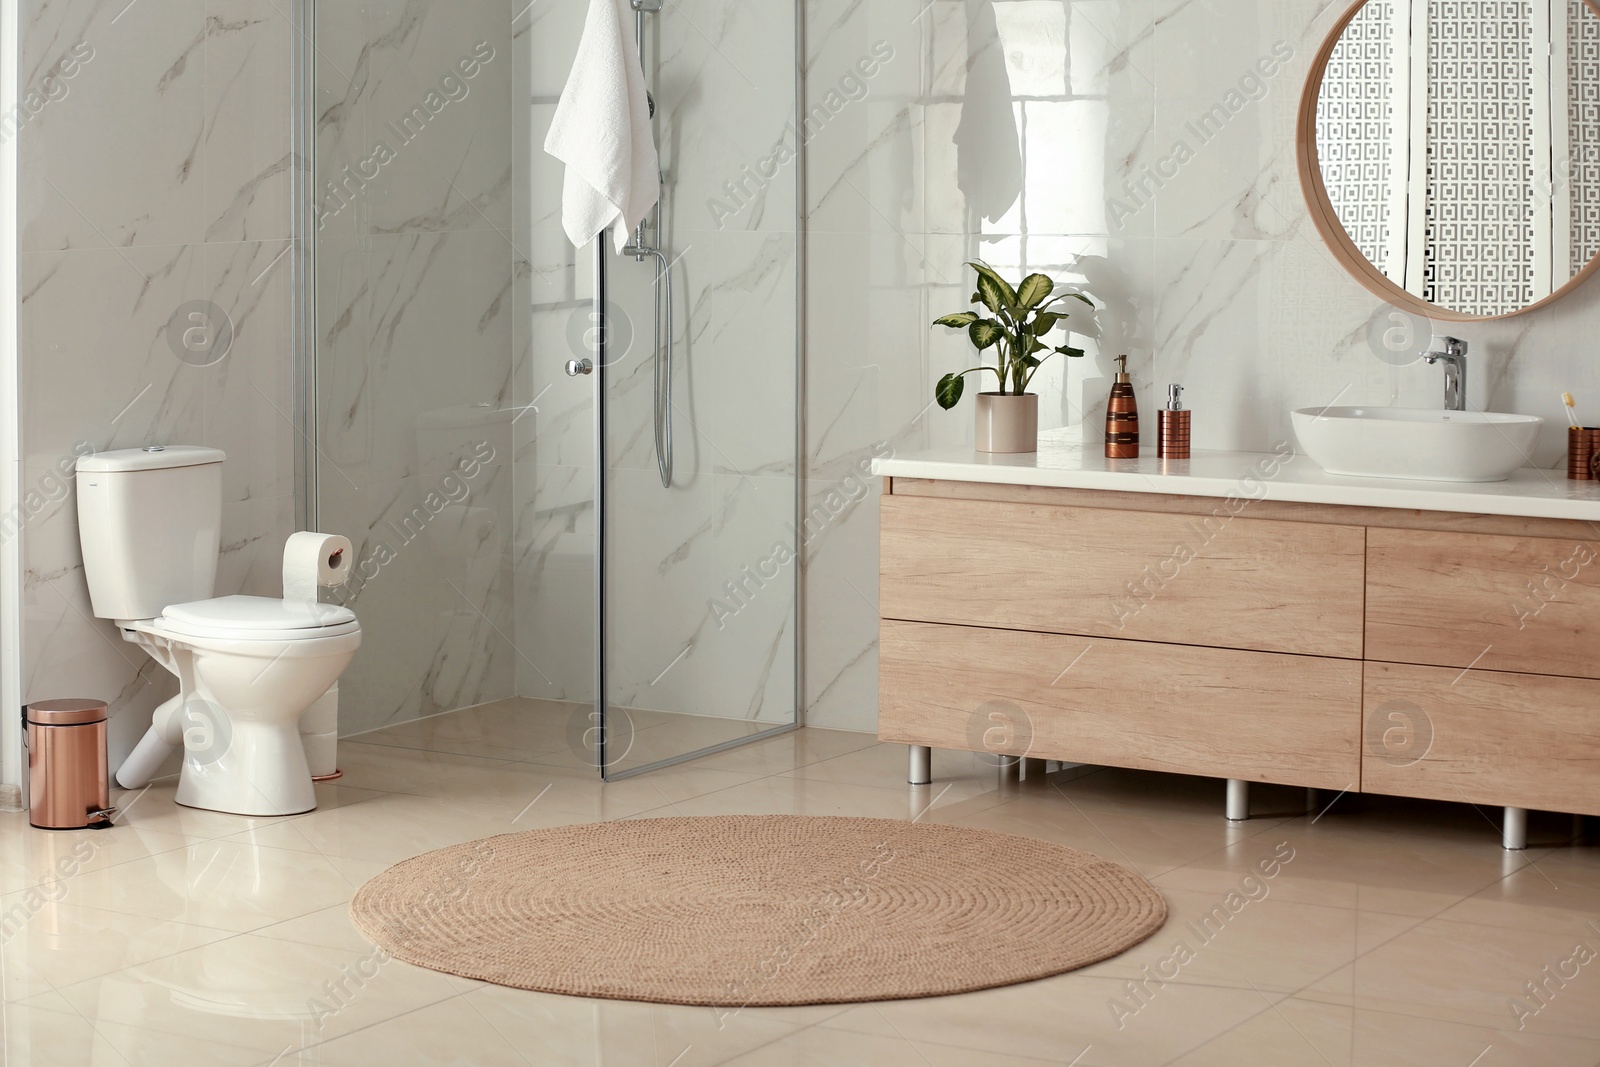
top-left (565, 358), bottom-right (594, 376)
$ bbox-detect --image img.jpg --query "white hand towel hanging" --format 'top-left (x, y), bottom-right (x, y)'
top-left (545, 0), bottom-right (660, 253)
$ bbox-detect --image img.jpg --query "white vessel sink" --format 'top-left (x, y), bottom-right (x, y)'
top-left (1291, 406), bottom-right (1543, 483)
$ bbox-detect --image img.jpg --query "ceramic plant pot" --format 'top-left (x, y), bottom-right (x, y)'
top-left (974, 392), bottom-right (1039, 453)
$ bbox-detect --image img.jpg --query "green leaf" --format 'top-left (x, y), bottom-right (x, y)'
top-left (1016, 273), bottom-right (1054, 309)
top-left (1018, 354), bottom-right (1042, 370)
top-left (973, 273), bottom-right (1008, 314)
top-left (933, 312), bottom-right (980, 329)
top-left (935, 373), bottom-right (965, 410)
top-left (1054, 345), bottom-right (1087, 358)
top-left (1027, 338), bottom-right (1046, 355)
top-left (969, 320), bottom-right (1004, 350)
top-left (967, 261), bottom-right (1018, 311)
top-left (1030, 312), bottom-right (1063, 335)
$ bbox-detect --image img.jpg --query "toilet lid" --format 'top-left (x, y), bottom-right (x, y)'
top-left (161, 595), bottom-right (357, 632)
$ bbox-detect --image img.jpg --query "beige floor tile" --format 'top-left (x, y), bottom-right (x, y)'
top-left (0, 899), bottom-right (236, 1002)
top-left (1299, 915), bottom-right (1600, 1040)
top-left (1051, 766), bottom-right (1315, 822)
top-left (105, 776), bottom-right (385, 841)
top-left (349, 697), bottom-right (579, 762)
top-left (459, 984), bottom-right (811, 1067)
top-left (627, 774), bottom-right (932, 820)
top-left (47, 933), bottom-right (464, 1053)
top-left (251, 903), bottom-right (372, 954)
top-left (0, 815), bottom-right (194, 897)
top-left (333, 743), bottom-right (577, 801)
top-left (780, 741), bottom-right (1036, 811)
top-left (684, 728), bottom-right (882, 777)
top-left (940, 791), bottom-right (1290, 880)
top-left (815, 978), bottom-right (1293, 1066)
top-left (1433, 858), bottom-right (1600, 934)
top-left (224, 791), bottom-right (579, 867)
top-left (1158, 817), bottom-right (1534, 917)
top-left (47, 837), bottom-right (361, 934)
top-left (605, 716), bottom-right (795, 775)
top-left (1080, 885), bottom-right (1424, 994)
top-left (301, 993), bottom-right (537, 1064)
top-left (1152, 825), bottom-right (1523, 921)
top-left (2, 998), bottom-right (267, 1066)
top-left (601, 764), bottom-right (776, 807)
top-left (1172, 997), bottom-right (1600, 1066)
top-left (712, 1023), bottom-right (959, 1066)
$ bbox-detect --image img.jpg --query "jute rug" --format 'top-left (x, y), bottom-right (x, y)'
top-left (349, 814), bottom-right (1167, 1006)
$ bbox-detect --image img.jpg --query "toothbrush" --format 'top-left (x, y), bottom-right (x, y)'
top-left (1563, 391), bottom-right (1580, 427)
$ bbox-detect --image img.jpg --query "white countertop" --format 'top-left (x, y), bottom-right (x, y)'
top-left (874, 429), bottom-right (1600, 523)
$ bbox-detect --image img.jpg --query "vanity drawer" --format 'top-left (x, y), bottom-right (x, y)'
top-left (1366, 528), bottom-right (1600, 679)
top-left (1362, 663), bottom-right (1600, 816)
top-left (878, 621), bottom-right (1362, 790)
top-left (880, 495), bottom-right (1365, 658)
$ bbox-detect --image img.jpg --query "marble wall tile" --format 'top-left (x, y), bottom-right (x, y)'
top-left (308, 4), bottom-right (521, 738)
top-left (358, 0), bottom-right (512, 236)
top-left (19, 0), bottom-right (208, 251)
top-left (1149, 0), bottom-right (1326, 240)
top-left (202, 0), bottom-right (296, 242)
top-left (603, 231), bottom-right (797, 478)
top-left (320, 464), bottom-right (515, 735)
top-left (803, 0), bottom-right (923, 237)
top-left (603, 468), bottom-right (796, 723)
top-left (316, 228), bottom-right (515, 487)
top-left (661, 0), bottom-right (797, 236)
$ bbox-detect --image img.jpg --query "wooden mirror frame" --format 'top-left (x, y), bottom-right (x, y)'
top-left (1297, 0), bottom-right (1600, 322)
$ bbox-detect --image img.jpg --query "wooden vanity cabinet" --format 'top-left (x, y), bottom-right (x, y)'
top-left (879, 478), bottom-right (1600, 818)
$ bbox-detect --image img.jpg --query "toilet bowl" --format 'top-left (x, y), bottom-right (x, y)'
top-left (129, 597), bottom-right (361, 815)
top-left (76, 446), bottom-right (362, 817)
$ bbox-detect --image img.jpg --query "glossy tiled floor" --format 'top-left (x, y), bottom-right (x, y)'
top-left (3, 699), bottom-right (1599, 1065)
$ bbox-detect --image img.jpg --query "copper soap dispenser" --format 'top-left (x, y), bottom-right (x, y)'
top-left (1104, 354), bottom-right (1140, 459)
top-left (1158, 384), bottom-right (1191, 459)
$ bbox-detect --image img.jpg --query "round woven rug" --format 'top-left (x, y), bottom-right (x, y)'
top-left (349, 815), bottom-right (1167, 1006)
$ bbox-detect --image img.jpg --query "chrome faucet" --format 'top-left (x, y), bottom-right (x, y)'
top-left (1423, 336), bottom-right (1469, 411)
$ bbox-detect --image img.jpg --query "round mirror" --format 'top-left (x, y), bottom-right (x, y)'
top-left (1300, 0), bottom-right (1600, 320)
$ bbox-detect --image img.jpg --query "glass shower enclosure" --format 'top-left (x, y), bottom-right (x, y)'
top-left (306, 1), bottom-right (801, 778)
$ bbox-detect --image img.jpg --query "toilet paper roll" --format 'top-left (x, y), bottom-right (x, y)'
top-left (301, 731), bottom-right (338, 780)
top-left (283, 532), bottom-right (354, 602)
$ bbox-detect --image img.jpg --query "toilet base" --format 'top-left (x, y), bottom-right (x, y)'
top-left (173, 721), bottom-right (317, 817)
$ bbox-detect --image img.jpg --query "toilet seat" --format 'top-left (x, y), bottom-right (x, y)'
top-left (149, 595), bottom-right (360, 642)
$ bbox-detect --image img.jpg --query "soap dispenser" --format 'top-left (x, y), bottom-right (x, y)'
top-left (1158, 384), bottom-right (1191, 459)
top-left (1104, 355), bottom-right (1140, 459)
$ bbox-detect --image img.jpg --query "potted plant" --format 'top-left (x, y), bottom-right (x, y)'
top-left (933, 261), bottom-right (1093, 453)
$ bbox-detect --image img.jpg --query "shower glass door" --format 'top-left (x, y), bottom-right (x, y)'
top-left (521, 1), bottom-right (802, 779)
top-left (309, 2), bottom-right (799, 776)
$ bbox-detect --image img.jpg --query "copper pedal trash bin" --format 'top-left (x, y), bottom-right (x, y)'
top-left (26, 699), bottom-right (117, 830)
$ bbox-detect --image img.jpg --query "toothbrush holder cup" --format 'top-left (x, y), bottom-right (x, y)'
top-left (1569, 426), bottom-right (1600, 481)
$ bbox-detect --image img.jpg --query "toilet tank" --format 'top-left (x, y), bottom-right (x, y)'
top-left (76, 446), bottom-right (226, 622)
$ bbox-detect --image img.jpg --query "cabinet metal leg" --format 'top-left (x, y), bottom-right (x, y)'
top-left (1020, 757), bottom-right (1047, 781)
top-left (1503, 806), bottom-right (1528, 851)
top-left (1226, 779), bottom-right (1250, 822)
top-left (909, 745), bottom-right (932, 786)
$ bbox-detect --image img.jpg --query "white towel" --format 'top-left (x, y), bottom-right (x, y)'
top-left (544, 0), bottom-right (660, 253)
